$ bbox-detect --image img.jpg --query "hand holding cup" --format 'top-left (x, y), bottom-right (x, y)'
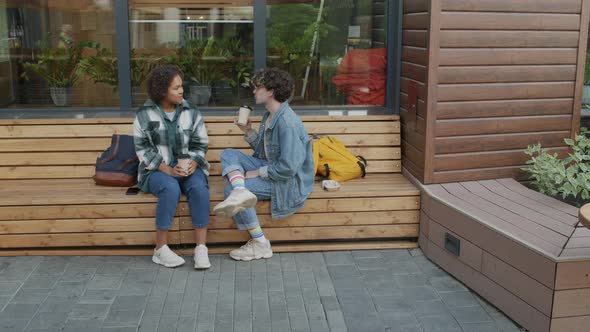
top-left (177, 154), bottom-right (191, 176)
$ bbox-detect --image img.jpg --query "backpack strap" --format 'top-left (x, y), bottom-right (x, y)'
top-left (118, 156), bottom-right (139, 170)
top-left (323, 164), bottom-right (330, 178)
top-left (356, 156), bottom-right (367, 178)
top-left (96, 134), bottom-right (121, 166)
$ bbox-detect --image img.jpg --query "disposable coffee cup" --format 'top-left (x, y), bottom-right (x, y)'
top-left (237, 105), bottom-right (252, 126)
top-left (177, 154), bottom-right (191, 175)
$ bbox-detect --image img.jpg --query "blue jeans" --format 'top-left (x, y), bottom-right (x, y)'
top-left (147, 169), bottom-right (210, 230)
top-left (221, 149), bottom-right (271, 230)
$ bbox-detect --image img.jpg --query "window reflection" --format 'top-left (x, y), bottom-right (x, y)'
top-left (267, 0), bottom-right (387, 107)
top-left (0, 0), bottom-right (118, 108)
top-left (129, 1), bottom-right (254, 107)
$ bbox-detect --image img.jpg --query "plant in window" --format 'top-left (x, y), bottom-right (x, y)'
top-left (165, 36), bottom-right (238, 105)
top-left (21, 36), bottom-right (95, 106)
top-left (267, 5), bottom-right (337, 99)
top-left (78, 48), bottom-right (160, 105)
top-left (523, 128), bottom-right (590, 207)
top-left (77, 47), bottom-right (118, 91)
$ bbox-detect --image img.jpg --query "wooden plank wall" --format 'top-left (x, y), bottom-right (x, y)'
top-left (428, 0), bottom-right (589, 183)
top-left (400, 0), bottom-right (430, 182)
top-left (372, 0), bottom-right (386, 48)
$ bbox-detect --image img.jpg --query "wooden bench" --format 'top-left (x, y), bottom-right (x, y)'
top-left (408, 173), bottom-right (590, 332)
top-left (0, 115), bottom-right (420, 255)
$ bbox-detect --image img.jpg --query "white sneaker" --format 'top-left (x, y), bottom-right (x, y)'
top-left (213, 188), bottom-right (257, 218)
top-left (152, 245), bottom-right (185, 268)
top-left (194, 244), bottom-right (211, 269)
top-left (229, 239), bottom-right (273, 261)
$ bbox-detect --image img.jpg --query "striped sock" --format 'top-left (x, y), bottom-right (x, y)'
top-left (248, 226), bottom-right (267, 242)
top-left (229, 174), bottom-right (245, 190)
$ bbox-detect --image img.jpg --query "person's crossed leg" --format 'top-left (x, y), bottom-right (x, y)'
top-left (214, 148), bottom-right (273, 261)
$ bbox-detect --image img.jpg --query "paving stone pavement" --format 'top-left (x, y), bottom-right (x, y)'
top-left (0, 249), bottom-right (524, 332)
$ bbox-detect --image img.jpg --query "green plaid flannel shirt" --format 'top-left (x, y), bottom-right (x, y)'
top-left (133, 99), bottom-right (209, 191)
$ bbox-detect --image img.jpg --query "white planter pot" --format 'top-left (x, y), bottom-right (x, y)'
top-left (189, 85), bottom-right (211, 105)
top-left (49, 87), bottom-right (72, 107)
top-left (583, 85), bottom-right (590, 105)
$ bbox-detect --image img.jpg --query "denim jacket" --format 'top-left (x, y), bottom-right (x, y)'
top-left (244, 102), bottom-right (314, 219)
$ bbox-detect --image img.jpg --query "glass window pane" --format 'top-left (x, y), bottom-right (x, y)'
top-left (266, 0), bottom-right (387, 107)
top-left (0, 0), bottom-right (118, 109)
top-left (129, 1), bottom-right (254, 107)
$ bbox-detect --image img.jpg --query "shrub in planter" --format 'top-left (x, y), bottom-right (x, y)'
top-left (21, 37), bottom-right (96, 106)
top-left (523, 128), bottom-right (590, 207)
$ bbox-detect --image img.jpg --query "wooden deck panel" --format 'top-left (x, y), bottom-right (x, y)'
top-left (495, 178), bottom-right (579, 217)
top-left (415, 174), bottom-right (590, 332)
top-left (423, 187), bottom-right (558, 288)
top-left (423, 236), bottom-right (551, 332)
top-left (426, 216), bottom-right (482, 271)
top-left (442, 182), bottom-right (569, 246)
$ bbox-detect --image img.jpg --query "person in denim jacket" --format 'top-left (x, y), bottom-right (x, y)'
top-left (214, 68), bottom-right (314, 261)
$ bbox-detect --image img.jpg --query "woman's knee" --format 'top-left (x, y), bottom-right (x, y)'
top-left (220, 148), bottom-right (240, 164)
top-left (157, 180), bottom-right (181, 200)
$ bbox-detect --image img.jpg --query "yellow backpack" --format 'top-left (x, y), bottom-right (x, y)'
top-left (312, 136), bottom-right (367, 182)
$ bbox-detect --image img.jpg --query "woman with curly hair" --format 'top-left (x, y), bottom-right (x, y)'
top-left (133, 65), bottom-right (211, 269)
top-left (213, 67), bottom-right (314, 261)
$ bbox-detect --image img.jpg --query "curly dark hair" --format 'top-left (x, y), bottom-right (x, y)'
top-left (146, 65), bottom-right (184, 104)
top-left (252, 67), bottom-right (294, 103)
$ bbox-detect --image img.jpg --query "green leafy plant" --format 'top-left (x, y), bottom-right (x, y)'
top-left (267, 5), bottom-right (337, 90)
top-left (585, 53), bottom-right (590, 85)
top-left (21, 37), bottom-right (95, 88)
top-left (77, 47), bottom-right (117, 90)
top-left (165, 36), bottom-right (236, 87)
top-left (78, 48), bottom-right (160, 90)
top-left (523, 128), bottom-right (590, 206)
top-left (130, 50), bottom-right (161, 87)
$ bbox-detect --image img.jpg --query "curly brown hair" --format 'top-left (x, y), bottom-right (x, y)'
top-left (252, 67), bottom-right (294, 103)
top-left (146, 65), bottom-right (184, 104)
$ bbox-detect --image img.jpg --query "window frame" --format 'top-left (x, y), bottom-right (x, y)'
top-left (0, 0), bottom-right (402, 117)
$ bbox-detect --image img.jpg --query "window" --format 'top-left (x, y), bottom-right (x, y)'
top-left (129, 1), bottom-right (254, 107)
top-left (0, 0), bottom-right (399, 116)
top-left (0, 0), bottom-right (118, 108)
top-left (267, 0), bottom-right (388, 107)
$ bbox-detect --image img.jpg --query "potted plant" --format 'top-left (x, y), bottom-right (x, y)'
top-left (77, 47), bottom-right (117, 91)
top-left (78, 48), bottom-right (160, 105)
top-left (130, 50), bottom-right (160, 105)
top-left (166, 36), bottom-right (236, 105)
top-left (21, 38), bottom-right (93, 106)
top-left (523, 128), bottom-right (590, 207)
top-left (266, 8), bottom-right (336, 101)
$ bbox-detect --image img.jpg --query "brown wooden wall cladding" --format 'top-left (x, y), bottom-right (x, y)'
top-left (413, 0), bottom-right (590, 184)
top-left (401, 0), bottom-right (430, 183)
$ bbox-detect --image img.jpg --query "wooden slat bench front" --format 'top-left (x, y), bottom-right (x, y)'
top-left (0, 115), bottom-right (420, 255)
top-left (408, 172), bottom-right (590, 332)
